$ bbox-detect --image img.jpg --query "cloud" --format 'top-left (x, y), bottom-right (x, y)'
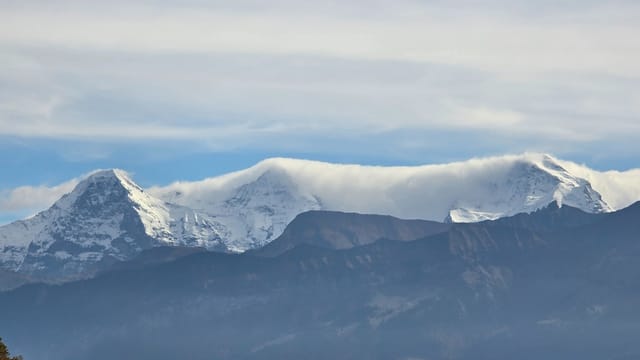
top-left (0, 0), bottom-right (638, 160)
top-left (150, 153), bottom-right (640, 222)
top-left (0, 178), bottom-right (79, 221)
top-left (554, 160), bottom-right (640, 210)
top-left (0, 49), bottom-right (637, 146)
top-left (1, 3), bottom-right (638, 76)
top-left (450, 106), bottom-right (524, 128)
top-left (2, 153), bottom-right (639, 225)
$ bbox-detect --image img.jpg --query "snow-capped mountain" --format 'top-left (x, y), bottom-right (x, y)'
top-left (151, 153), bottom-right (618, 225)
top-left (160, 167), bottom-right (322, 252)
top-left (444, 155), bottom-right (610, 222)
top-left (0, 170), bottom-right (231, 279)
top-left (0, 153), bottom-right (638, 279)
top-left (0, 170), bottom-right (172, 279)
top-left (0, 167), bottom-right (321, 278)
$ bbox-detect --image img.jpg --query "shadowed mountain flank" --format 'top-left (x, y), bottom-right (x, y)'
top-left (2, 203), bottom-right (640, 359)
top-left (253, 210), bottom-right (450, 257)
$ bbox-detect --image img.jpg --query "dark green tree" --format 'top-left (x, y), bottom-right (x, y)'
top-left (0, 338), bottom-right (22, 360)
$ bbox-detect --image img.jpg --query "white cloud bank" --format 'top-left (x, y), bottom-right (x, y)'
top-left (0, 0), bottom-right (638, 159)
top-left (2, 1), bottom-right (639, 76)
top-left (150, 153), bottom-right (640, 222)
top-left (0, 179), bottom-right (80, 221)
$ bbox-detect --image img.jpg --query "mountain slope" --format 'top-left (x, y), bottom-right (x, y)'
top-left (0, 169), bottom-right (253, 279)
top-left (158, 166), bottom-right (322, 252)
top-left (2, 202), bottom-right (640, 360)
top-left (253, 210), bottom-right (450, 257)
top-left (0, 170), bottom-right (174, 280)
top-left (0, 168), bottom-right (322, 279)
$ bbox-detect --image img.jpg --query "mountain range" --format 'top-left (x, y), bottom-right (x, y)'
top-left (0, 153), bottom-right (639, 282)
top-left (1, 201), bottom-right (639, 359)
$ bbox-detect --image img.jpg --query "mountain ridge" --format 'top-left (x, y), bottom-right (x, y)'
top-left (2, 200), bottom-right (640, 359)
top-left (1, 153), bottom-right (638, 281)
top-left (253, 210), bottom-right (450, 257)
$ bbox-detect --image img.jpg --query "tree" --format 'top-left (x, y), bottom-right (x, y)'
top-left (0, 338), bottom-right (22, 360)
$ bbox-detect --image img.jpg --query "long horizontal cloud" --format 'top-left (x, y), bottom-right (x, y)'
top-left (0, 49), bottom-right (637, 148)
top-left (150, 154), bottom-right (640, 221)
top-left (2, 1), bottom-right (638, 76)
top-left (0, 178), bottom-right (79, 222)
top-left (2, 154), bottom-right (639, 225)
top-left (0, 0), bottom-right (639, 160)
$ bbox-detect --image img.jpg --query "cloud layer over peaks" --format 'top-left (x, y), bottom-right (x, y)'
top-left (2, 154), bottom-right (639, 226)
top-left (150, 154), bottom-right (640, 221)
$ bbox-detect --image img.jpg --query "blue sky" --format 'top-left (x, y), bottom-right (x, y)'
top-left (1, 0), bottom-right (639, 223)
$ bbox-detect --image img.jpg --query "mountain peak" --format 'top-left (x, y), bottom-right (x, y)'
top-left (52, 168), bottom-right (139, 211)
top-left (83, 168), bottom-right (141, 191)
top-left (86, 168), bottom-right (126, 179)
top-left (0, 168), bottom-right (178, 279)
top-left (157, 153), bottom-right (621, 227)
top-left (445, 156), bottom-right (610, 222)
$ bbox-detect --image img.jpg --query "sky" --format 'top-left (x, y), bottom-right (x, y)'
top-left (1, 0), bottom-right (639, 223)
